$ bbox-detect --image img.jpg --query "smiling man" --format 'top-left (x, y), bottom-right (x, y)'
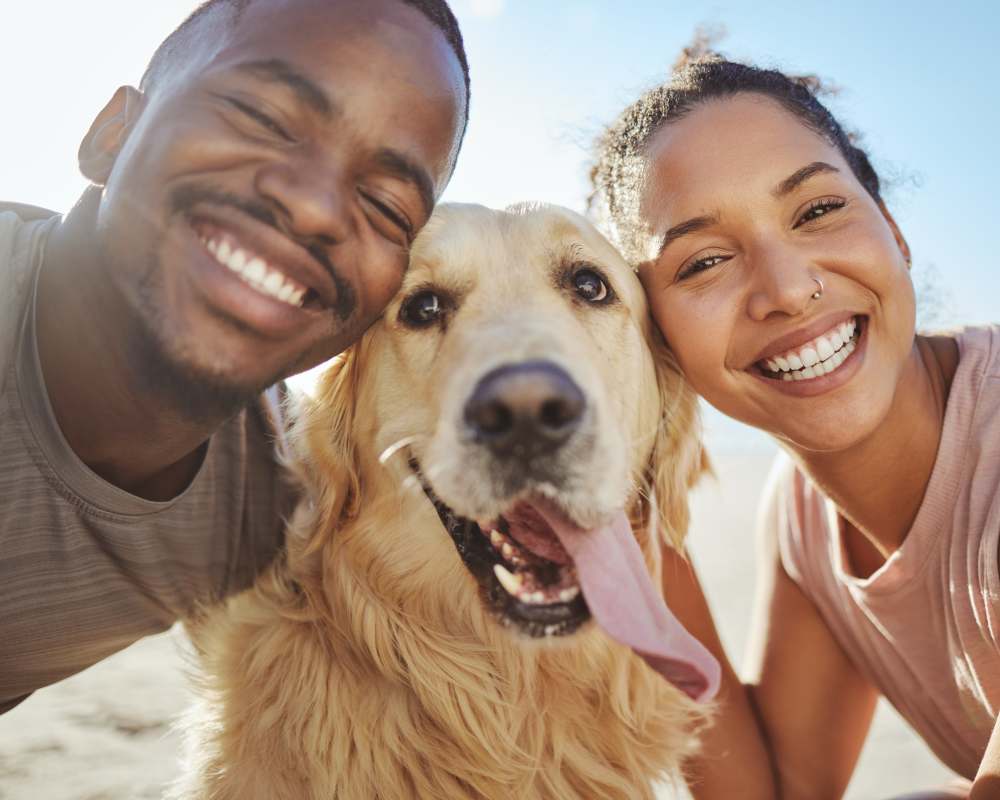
top-left (0, 0), bottom-right (468, 713)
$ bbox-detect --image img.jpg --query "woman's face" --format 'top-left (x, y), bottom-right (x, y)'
top-left (638, 94), bottom-right (915, 452)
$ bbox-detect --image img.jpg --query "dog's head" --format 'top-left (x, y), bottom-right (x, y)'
top-left (290, 203), bottom-right (710, 684)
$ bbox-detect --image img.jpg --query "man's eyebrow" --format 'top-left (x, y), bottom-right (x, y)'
top-left (657, 214), bottom-right (718, 256)
top-left (773, 161), bottom-right (840, 198)
top-left (234, 59), bottom-right (333, 119)
top-left (374, 149), bottom-right (436, 220)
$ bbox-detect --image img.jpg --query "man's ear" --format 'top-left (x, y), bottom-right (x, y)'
top-left (78, 86), bottom-right (144, 185)
top-left (878, 199), bottom-right (912, 269)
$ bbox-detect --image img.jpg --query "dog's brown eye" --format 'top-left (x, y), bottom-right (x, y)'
top-left (572, 269), bottom-right (612, 304)
top-left (400, 290), bottom-right (444, 327)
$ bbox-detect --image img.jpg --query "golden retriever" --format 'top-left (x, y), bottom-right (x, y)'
top-left (173, 203), bottom-right (719, 800)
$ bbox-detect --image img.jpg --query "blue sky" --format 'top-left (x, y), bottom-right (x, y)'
top-left (2, 0), bottom-right (996, 447)
top-left (4, 1), bottom-right (992, 323)
top-left (443, 0), bottom-right (999, 328)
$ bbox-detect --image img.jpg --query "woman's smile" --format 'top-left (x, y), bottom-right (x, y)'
top-left (746, 314), bottom-right (868, 399)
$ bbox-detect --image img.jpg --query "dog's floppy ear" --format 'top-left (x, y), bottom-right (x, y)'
top-left (641, 333), bottom-right (711, 552)
top-left (283, 341), bottom-right (367, 563)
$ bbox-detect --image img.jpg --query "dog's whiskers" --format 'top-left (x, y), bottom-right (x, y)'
top-left (379, 435), bottom-right (425, 465)
top-left (400, 473), bottom-right (424, 496)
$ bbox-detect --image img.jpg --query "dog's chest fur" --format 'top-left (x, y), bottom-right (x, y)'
top-left (179, 509), bottom-right (701, 800)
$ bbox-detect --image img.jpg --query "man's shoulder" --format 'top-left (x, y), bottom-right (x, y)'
top-left (0, 202), bottom-right (58, 223)
top-left (0, 203), bottom-right (58, 393)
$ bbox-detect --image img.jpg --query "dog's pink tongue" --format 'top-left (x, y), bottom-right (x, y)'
top-left (536, 504), bottom-right (721, 702)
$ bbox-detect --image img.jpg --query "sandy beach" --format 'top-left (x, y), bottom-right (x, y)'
top-left (0, 445), bottom-right (959, 799)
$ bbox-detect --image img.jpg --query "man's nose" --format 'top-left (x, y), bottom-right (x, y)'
top-left (463, 361), bottom-right (586, 460)
top-left (745, 244), bottom-right (821, 322)
top-left (254, 156), bottom-right (350, 243)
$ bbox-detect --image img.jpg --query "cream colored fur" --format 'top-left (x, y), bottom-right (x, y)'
top-left (173, 204), bottom-right (710, 800)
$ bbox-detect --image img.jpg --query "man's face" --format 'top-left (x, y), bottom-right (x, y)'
top-left (93, 0), bottom-right (464, 401)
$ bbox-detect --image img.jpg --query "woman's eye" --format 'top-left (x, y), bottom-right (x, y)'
top-left (678, 254), bottom-right (727, 281)
top-left (400, 290), bottom-right (444, 327)
top-left (794, 198), bottom-right (847, 228)
top-left (572, 269), bottom-right (613, 303)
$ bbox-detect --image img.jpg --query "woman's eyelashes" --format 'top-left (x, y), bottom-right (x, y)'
top-left (674, 196), bottom-right (848, 281)
top-left (677, 252), bottom-right (729, 281)
top-left (793, 196), bottom-right (847, 228)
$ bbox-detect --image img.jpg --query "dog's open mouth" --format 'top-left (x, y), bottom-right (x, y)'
top-left (411, 459), bottom-right (722, 701)
top-left (412, 460), bottom-right (589, 638)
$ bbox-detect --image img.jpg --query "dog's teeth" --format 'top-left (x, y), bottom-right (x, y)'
top-left (490, 530), bottom-right (503, 547)
top-left (544, 624), bottom-right (560, 636)
top-left (558, 586), bottom-right (580, 603)
top-left (521, 591), bottom-right (547, 605)
top-left (493, 564), bottom-right (523, 596)
top-left (501, 543), bottom-right (516, 561)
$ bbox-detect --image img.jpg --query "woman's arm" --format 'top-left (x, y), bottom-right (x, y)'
top-left (671, 476), bottom-right (881, 799)
top-left (969, 716), bottom-right (1000, 799)
top-left (660, 544), bottom-right (776, 799)
top-left (743, 483), bottom-right (879, 799)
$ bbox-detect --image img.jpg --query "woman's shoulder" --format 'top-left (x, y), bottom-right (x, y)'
top-left (930, 325), bottom-right (1000, 473)
top-left (949, 324), bottom-right (1000, 417)
top-left (947, 324), bottom-right (1000, 378)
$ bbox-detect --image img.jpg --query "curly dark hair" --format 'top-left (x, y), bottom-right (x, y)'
top-left (588, 35), bottom-right (882, 262)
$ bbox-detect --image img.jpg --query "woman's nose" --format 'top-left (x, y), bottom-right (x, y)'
top-left (745, 245), bottom-right (820, 322)
top-left (254, 156), bottom-right (351, 244)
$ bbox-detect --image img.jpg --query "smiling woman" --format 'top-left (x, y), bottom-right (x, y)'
top-left (590, 44), bottom-right (999, 800)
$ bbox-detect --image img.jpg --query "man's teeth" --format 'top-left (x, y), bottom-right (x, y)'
top-left (203, 235), bottom-right (307, 307)
top-left (762, 318), bottom-right (859, 382)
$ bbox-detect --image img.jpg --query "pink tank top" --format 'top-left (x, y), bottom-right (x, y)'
top-left (773, 325), bottom-right (1000, 779)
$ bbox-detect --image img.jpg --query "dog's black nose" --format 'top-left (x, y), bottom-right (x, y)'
top-left (464, 361), bottom-right (585, 458)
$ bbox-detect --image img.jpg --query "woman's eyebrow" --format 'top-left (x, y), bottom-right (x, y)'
top-left (657, 214), bottom-right (718, 256)
top-left (655, 161), bottom-right (841, 256)
top-left (773, 161), bottom-right (840, 198)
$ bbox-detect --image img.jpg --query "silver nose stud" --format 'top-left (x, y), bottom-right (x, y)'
top-left (811, 277), bottom-right (824, 301)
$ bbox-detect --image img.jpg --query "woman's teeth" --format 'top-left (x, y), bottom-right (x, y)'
top-left (761, 318), bottom-right (859, 382)
top-left (200, 233), bottom-right (307, 307)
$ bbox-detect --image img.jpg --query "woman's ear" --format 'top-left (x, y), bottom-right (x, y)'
top-left (643, 334), bottom-right (711, 553)
top-left (78, 86), bottom-right (144, 185)
top-left (877, 199), bottom-right (912, 269)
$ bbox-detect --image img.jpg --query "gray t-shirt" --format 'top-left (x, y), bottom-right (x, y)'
top-left (0, 207), bottom-right (295, 713)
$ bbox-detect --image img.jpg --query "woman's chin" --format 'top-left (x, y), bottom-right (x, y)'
top-left (761, 399), bottom-right (893, 455)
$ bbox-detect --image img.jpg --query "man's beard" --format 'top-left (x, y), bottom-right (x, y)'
top-left (126, 302), bottom-right (287, 425)
top-left (126, 247), bottom-right (290, 426)
top-left (110, 180), bottom-right (358, 423)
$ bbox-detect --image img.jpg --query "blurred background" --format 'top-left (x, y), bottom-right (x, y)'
top-left (1, 1), bottom-right (996, 797)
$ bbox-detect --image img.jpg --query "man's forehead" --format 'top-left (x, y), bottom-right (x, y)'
top-left (159, 0), bottom-right (457, 93)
